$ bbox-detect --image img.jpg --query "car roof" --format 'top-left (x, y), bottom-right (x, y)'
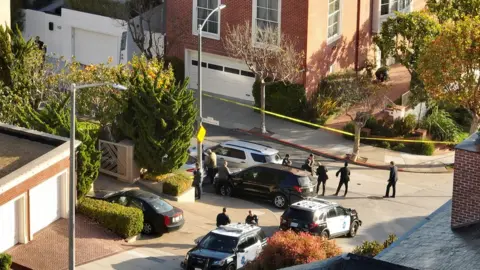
top-left (254, 163), bottom-right (311, 176)
top-left (123, 189), bottom-right (165, 201)
top-left (221, 140), bottom-right (278, 155)
top-left (211, 223), bottom-right (260, 238)
top-left (290, 198), bottom-right (338, 212)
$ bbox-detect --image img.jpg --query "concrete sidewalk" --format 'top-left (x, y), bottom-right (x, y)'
top-left (200, 93), bottom-right (454, 173)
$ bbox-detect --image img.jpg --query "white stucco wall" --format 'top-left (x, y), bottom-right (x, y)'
top-left (0, 0), bottom-right (11, 28)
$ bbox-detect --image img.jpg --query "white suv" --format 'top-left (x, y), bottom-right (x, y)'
top-left (191, 140), bottom-right (282, 169)
top-left (182, 223), bottom-right (267, 269)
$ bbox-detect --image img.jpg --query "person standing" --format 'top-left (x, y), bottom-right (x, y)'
top-left (217, 160), bottom-right (231, 181)
top-left (384, 161), bottom-right (398, 198)
top-left (316, 162), bottom-right (329, 196)
top-left (193, 162), bottom-right (203, 200)
top-left (282, 154), bottom-right (292, 166)
top-left (216, 207), bottom-right (231, 227)
top-left (334, 162), bottom-right (351, 196)
top-left (303, 154), bottom-right (315, 175)
top-left (205, 149), bottom-right (217, 184)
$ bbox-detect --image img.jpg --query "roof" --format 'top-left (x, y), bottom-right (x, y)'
top-left (0, 133), bottom-right (55, 178)
top-left (222, 140), bottom-right (278, 155)
top-left (281, 253), bottom-right (416, 270)
top-left (211, 223), bottom-right (260, 237)
top-left (257, 163), bottom-right (311, 176)
top-left (290, 198), bottom-right (337, 212)
top-left (455, 132), bottom-right (480, 153)
top-left (376, 200), bottom-right (480, 270)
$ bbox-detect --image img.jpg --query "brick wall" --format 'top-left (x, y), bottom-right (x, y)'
top-left (451, 148), bottom-right (480, 228)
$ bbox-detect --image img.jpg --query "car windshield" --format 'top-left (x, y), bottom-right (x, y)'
top-left (297, 176), bottom-right (312, 187)
top-left (199, 232), bottom-right (238, 253)
top-left (143, 196), bottom-right (174, 213)
top-left (265, 153), bottom-right (281, 163)
top-left (285, 208), bottom-right (314, 221)
top-left (186, 155), bottom-right (196, 165)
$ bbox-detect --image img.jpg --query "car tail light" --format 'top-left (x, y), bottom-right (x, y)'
top-left (293, 186), bottom-right (302, 192)
top-left (186, 168), bottom-right (195, 173)
top-left (308, 222), bottom-right (318, 230)
top-left (164, 216), bottom-right (171, 226)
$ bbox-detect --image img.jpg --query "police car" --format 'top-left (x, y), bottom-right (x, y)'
top-left (279, 198), bottom-right (362, 239)
top-left (181, 223), bottom-right (267, 270)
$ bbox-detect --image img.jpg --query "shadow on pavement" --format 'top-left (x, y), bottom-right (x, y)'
top-left (111, 255), bottom-right (184, 270)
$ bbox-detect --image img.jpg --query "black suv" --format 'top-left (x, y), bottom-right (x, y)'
top-left (215, 164), bottom-right (317, 208)
top-left (279, 198), bottom-right (362, 239)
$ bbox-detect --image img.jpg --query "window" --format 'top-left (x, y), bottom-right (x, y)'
top-left (381, 0), bottom-right (390, 15)
top-left (208, 63), bottom-right (223, 71)
top-left (244, 168), bottom-right (260, 181)
top-left (112, 196), bottom-right (128, 206)
top-left (241, 70), bottom-right (256, 78)
top-left (398, 0), bottom-right (411, 10)
top-left (253, 0), bottom-right (280, 42)
top-left (381, 0), bottom-right (407, 15)
top-left (251, 153), bottom-right (267, 163)
top-left (224, 67), bottom-right (240, 74)
top-left (256, 168), bottom-right (277, 184)
top-left (327, 208), bottom-right (337, 218)
top-left (238, 236), bottom-right (258, 250)
top-left (335, 207), bottom-right (346, 216)
top-left (199, 233), bottom-right (238, 253)
top-left (256, 230), bottom-right (267, 241)
top-left (194, 0), bottom-right (221, 38)
top-left (327, 0), bottom-right (340, 40)
top-left (129, 198), bottom-right (145, 211)
top-left (226, 147), bottom-right (247, 160)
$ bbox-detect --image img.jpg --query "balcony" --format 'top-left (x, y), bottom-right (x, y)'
top-left (372, 0), bottom-right (413, 33)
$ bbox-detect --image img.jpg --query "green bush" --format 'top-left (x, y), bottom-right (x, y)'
top-left (392, 114), bottom-right (416, 136)
top-left (380, 141), bottom-right (391, 149)
top-left (421, 107), bottom-right (461, 142)
top-left (78, 197), bottom-right (143, 238)
top-left (145, 173), bottom-right (193, 196)
top-left (164, 56), bottom-right (185, 84)
top-left (343, 122), bottom-right (356, 140)
top-left (252, 80), bottom-right (307, 119)
top-left (409, 142), bottom-right (435, 156)
top-left (404, 114), bottom-right (417, 131)
top-left (353, 234), bottom-right (397, 258)
top-left (0, 253), bottom-right (12, 270)
top-left (392, 143), bottom-right (406, 151)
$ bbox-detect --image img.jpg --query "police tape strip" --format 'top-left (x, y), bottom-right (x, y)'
top-left (202, 93), bottom-right (457, 145)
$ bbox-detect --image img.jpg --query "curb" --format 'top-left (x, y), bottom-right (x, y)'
top-left (235, 129), bottom-right (453, 174)
top-left (125, 234), bottom-right (141, 243)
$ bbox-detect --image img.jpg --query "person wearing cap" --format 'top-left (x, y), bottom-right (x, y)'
top-left (316, 161), bottom-right (329, 196)
top-left (335, 161), bottom-right (351, 196)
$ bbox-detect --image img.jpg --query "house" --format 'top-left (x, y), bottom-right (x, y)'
top-left (165, 0), bottom-right (426, 102)
top-left (1, 0), bottom-right (10, 27)
top-left (0, 123), bottom-right (79, 253)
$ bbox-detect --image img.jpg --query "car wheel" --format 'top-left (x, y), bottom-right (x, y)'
top-left (348, 221), bottom-right (359, 237)
top-left (226, 264), bottom-right (235, 270)
top-left (320, 230), bottom-right (330, 239)
top-left (142, 222), bottom-right (154, 235)
top-left (273, 193), bottom-right (287, 209)
top-left (220, 184), bottom-right (233, 197)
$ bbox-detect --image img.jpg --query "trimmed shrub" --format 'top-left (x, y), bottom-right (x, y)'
top-left (353, 234), bottom-right (397, 258)
top-left (421, 107), bottom-right (461, 142)
top-left (77, 197), bottom-right (143, 238)
top-left (245, 230), bottom-right (342, 270)
top-left (380, 141), bottom-right (391, 149)
top-left (145, 172), bottom-right (193, 196)
top-left (409, 142), bottom-right (435, 156)
top-left (165, 56), bottom-right (185, 84)
top-left (392, 143), bottom-right (406, 151)
top-left (0, 253), bottom-right (12, 270)
top-left (252, 80), bottom-right (307, 119)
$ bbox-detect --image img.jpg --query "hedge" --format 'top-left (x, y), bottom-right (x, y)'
top-left (0, 253), bottom-right (12, 270)
top-left (145, 172), bottom-right (193, 196)
top-left (164, 56), bottom-right (185, 85)
top-left (353, 234), bottom-right (397, 258)
top-left (77, 197), bottom-right (143, 238)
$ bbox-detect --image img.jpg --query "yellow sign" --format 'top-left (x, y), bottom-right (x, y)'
top-left (197, 125), bottom-right (206, 142)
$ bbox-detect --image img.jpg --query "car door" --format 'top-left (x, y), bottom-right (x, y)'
top-left (326, 207), bottom-right (339, 235)
top-left (249, 168), bottom-right (277, 198)
top-left (236, 235), bottom-right (261, 268)
top-left (239, 167), bottom-right (261, 195)
top-left (224, 147), bottom-right (248, 168)
top-left (335, 206), bottom-right (351, 234)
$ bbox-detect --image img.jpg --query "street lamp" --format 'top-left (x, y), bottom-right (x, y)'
top-left (68, 82), bottom-right (126, 270)
top-left (196, 3), bottom-right (226, 173)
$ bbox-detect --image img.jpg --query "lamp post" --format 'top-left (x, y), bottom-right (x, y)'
top-left (196, 3), bottom-right (226, 173)
top-left (67, 82), bottom-right (127, 270)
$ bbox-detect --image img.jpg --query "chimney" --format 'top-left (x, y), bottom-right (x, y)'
top-left (451, 132), bottom-right (480, 229)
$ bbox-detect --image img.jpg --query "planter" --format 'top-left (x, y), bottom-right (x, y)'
top-left (137, 180), bottom-right (195, 203)
top-left (138, 179), bottom-right (163, 194)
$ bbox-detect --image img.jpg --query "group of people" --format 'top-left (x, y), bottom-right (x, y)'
top-left (216, 207), bottom-right (259, 227)
top-left (283, 153), bottom-right (398, 198)
top-left (192, 149), bottom-right (232, 200)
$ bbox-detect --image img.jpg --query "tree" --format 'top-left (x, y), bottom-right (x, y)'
top-left (15, 94), bottom-right (102, 198)
top-left (419, 16), bottom-right (480, 134)
top-left (427, 0), bottom-right (480, 23)
top-left (114, 55), bottom-right (197, 174)
top-left (373, 12), bottom-right (441, 108)
top-left (245, 230), bottom-right (342, 270)
top-left (224, 22), bottom-right (304, 134)
top-left (337, 73), bottom-right (388, 161)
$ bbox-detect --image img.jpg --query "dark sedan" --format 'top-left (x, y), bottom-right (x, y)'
top-left (89, 189), bottom-right (184, 235)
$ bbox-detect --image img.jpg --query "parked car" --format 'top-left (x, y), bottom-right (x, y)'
top-left (190, 140), bottom-right (282, 169)
top-left (215, 164), bottom-right (317, 208)
top-left (88, 189), bottom-right (184, 235)
top-left (181, 223), bottom-right (267, 270)
top-left (279, 198), bottom-right (362, 239)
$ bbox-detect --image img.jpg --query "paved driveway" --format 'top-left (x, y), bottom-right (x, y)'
top-left (8, 214), bottom-right (132, 270)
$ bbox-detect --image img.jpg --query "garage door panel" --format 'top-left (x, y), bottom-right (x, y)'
top-left (30, 174), bottom-right (62, 235)
top-left (74, 28), bottom-right (119, 66)
top-left (0, 199), bottom-right (19, 252)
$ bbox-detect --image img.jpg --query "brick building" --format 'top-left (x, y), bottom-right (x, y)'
top-left (165, 0), bottom-right (426, 101)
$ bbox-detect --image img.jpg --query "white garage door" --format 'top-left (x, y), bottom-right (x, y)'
top-left (187, 50), bottom-right (256, 102)
top-left (0, 199), bottom-right (20, 252)
top-left (73, 28), bottom-right (119, 66)
top-left (30, 174), bottom-right (63, 235)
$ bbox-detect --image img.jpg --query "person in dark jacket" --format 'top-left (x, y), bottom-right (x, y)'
top-left (384, 161), bottom-right (398, 198)
top-left (245, 210), bottom-right (259, 225)
top-left (193, 163), bottom-right (203, 200)
top-left (282, 154), bottom-right (292, 166)
top-left (216, 207), bottom-right (231, 227)
top-left (316, 162), bottom-right (329, 196)
top-left (334, 162), bottom-right (351, 196)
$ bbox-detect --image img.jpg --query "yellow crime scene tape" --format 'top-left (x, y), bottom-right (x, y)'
top-left (202, 93), bottom-right (457, 145)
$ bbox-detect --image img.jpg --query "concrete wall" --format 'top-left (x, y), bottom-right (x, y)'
top-left (0, 0), bottom-right (10, 28)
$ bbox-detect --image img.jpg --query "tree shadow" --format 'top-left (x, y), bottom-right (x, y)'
top-left (111, 255), bottom-right (184, 270)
